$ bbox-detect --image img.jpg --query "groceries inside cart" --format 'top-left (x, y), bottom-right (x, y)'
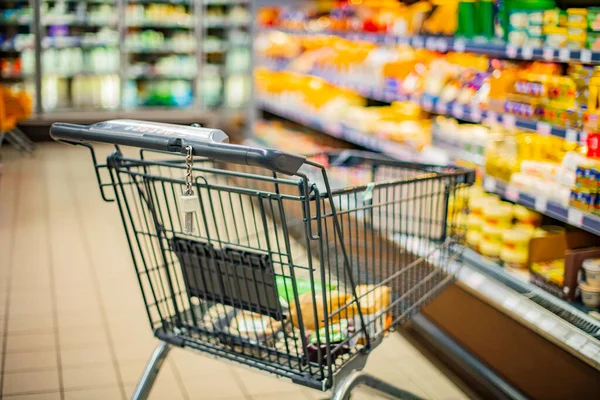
top-left (51, 120), bottom-right (474, 400)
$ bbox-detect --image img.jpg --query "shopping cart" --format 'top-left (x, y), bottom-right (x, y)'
top-left (51, 120), bottom-right (474, 400)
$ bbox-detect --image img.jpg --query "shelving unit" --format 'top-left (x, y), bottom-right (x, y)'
top-left (258, 37), bottom-right (585, 145)
top-left (1, 0), bottom-right (251, 124)
top-left (266, 27), bottom-right (600, 66)
top-left (250, 4), bottom-right (600, 389)
top-left (0, 0), bottom-right (34, 97)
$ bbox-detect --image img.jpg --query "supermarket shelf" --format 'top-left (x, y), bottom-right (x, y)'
top-left (258, 97), bottom-right (430, 162)
top-left (482, 175), bottom-right (600, 236)
top-left (403, 236), bottom-right (600, 371)
top-left (206, 0), bottom-right (248, 4)
top-left (126, 21), bottom-right (193, 29)
top-left (42, 37), bottom-right (118, 48)
top-left (0, 19), bottom-right (31, 26)
top-left (260, 58), bottom-right (584, 144)
top-left (42, 71), bottom-right (119, 78)
top-left (204, 19), bottom-right (250, 28)
top-left (125, 47), bottom-right (195, 54)
top-left (264, 27), bottom-right (600, 65)
top-left (128, 73), bottom-right (196, 80)
top-left (42, 19), bottom-right (117, 27)
top-left (128, 0), bottom-right (189, 4)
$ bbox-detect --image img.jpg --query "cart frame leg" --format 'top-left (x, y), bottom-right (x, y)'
top-left (4, 128), bottom-right (35, 153)
top-left (331, 370), bottom-right (425, 400)
top-left (131, 341), bottom-right (172, 400)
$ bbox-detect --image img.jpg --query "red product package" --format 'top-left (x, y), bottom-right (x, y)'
top-left (587, 131), bottom-right (600, 159)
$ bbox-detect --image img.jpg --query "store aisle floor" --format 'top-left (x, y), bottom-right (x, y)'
top-left (0, 143), bottom-right (468, 400)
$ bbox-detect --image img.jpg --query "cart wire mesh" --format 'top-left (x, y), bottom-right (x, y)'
top-left (103, 148), bottom-right (473, 390)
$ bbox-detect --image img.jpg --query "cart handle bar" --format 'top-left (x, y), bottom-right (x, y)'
top-left (50, 120), bottom-right (307, 175)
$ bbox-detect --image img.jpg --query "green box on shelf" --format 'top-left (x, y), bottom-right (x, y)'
top-left (589, 8), bottom-right (600, 32)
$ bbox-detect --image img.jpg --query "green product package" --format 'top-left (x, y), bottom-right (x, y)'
top-left (479, 0), bottom-right (495, 39)
top-left (458, 0), bottom-right (476, 38)
top-left (309, 320), bottom-right (348, 345)
top-left (275, 276), bottom-right (336, 307)
top-left (589, 8), bottom-right (600, 32)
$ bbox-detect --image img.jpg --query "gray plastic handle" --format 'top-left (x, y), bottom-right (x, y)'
top-left (50, 120), bottom-right (306, 175)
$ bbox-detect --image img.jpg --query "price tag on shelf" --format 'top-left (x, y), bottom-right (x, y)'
top-left (581, 343), bottom-right (600, 359)
top-left (452, 103), bottom-right (464, 119)
top-left (505, 186), bottom-right (519, 201)
top-left (566, 129), bottom-right (579, 143)
top-left (325, 121), bottom-right (341, 137)
top-left (483, 176), bottom-right (496, 192)
top-left (543, 47), bottom-right (555, 60)
top-left (539, 318), bottom-right (556, 333)
top-left (566, 334), bottom-right (587, 350)
top-left (568, 208), bottom-right (584, 226)
top-left (558, 48), bottom-right (570, 62)
top-left (435, 100), bottom-right (447, 114)
top-left (437, 38), bottom-right (448, 52)
top-left (502, 114), bottom-right (516, 130)
top-left (536, 122), bottom-right (551, 136)
top-left (524, 309), bottom-right (541, 323)
top-left (453, 39), bottom-right (466, 53)
top-left (506, 44), bottom-right (518, 58)
top-left (522, 46), bottom-right (534, 60)
top-left (464, 272), bottom-right (485, 289)
top-left (580, 130), bottom-right (588, 146)
top-left (485, 110), bottom-right (498, 126)
top-left (470, 106), bottom-right (482, 122)
top-left (503, 296), bottom-right (519, 310)
top-left (581, 49), bottom-right (592, 63)
top-left (412, 36), bottom-right (424, 48)
top-left (425, 37), bottom-right (437, 50)
top-left (423, 97), bottom-right (433, 111)
top-left (534, 196), bottom-right (548, 213)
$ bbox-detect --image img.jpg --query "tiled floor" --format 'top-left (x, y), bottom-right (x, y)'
top-left (0, 144), bottom-right (469, 399)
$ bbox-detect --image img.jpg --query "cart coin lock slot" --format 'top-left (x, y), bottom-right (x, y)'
top-left (171, 236), bottom-right (283, 320)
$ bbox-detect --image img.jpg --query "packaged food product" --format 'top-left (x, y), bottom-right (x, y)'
top-left (589, 32), bottom-right (600, 51)
top-left (479, 239), bottom-right (501, 261)
top-left (290, 292), bottom-right (354, 331)
top-left (481, 222), bottom-right (505, 244)
top-left (469, 196), bottom-right (496, 217)
top-left (579, 283), bottom-right (600, 308)
top-left (567, 26), bottom-right (587, 41)
top-left (575, 165), bottom-right (600, 188)
top-left (276, 276), bottom-right (334, 307)
top-left (567, 8), bottom-right (588, 28)
top-left (500, 247), bottom-right (528, 269)
top-left (502, 227), bottom-right (533, 250)
top-left (228, 310), bottom-right (283, 342)
top-left (349, 284), bottom-right (391, 342)
top-left (567, 40), bottom-right (586, 50)
top-left (544, 9), bottom-right (567, 27)
top-left (583, 258), bottom-right (600, 288)
top-left (589, 8), bottom-right (600, 32)
top-left (466, 230), bottom-right (481, 250)
top-left (306, 320), bottom-right (354, 364)
top-left (466, 214), bottom-right (483, 232)
top-left (512, 205), bottom-right (542, 226)
top-left (482, 202), bottom-right (513, 227)
top-left (531, 259), bottom-right (565, 286)
top-left (544, 26), bottom-right (568, 48)
top-left (570, 186), bottom-right (598, 212)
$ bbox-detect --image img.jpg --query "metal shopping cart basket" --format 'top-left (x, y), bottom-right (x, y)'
top-left (51, 120), bottom-right (475, 400)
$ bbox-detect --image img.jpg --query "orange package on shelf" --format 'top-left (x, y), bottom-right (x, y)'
top-left (0, 85), bottom-right (32, 134)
